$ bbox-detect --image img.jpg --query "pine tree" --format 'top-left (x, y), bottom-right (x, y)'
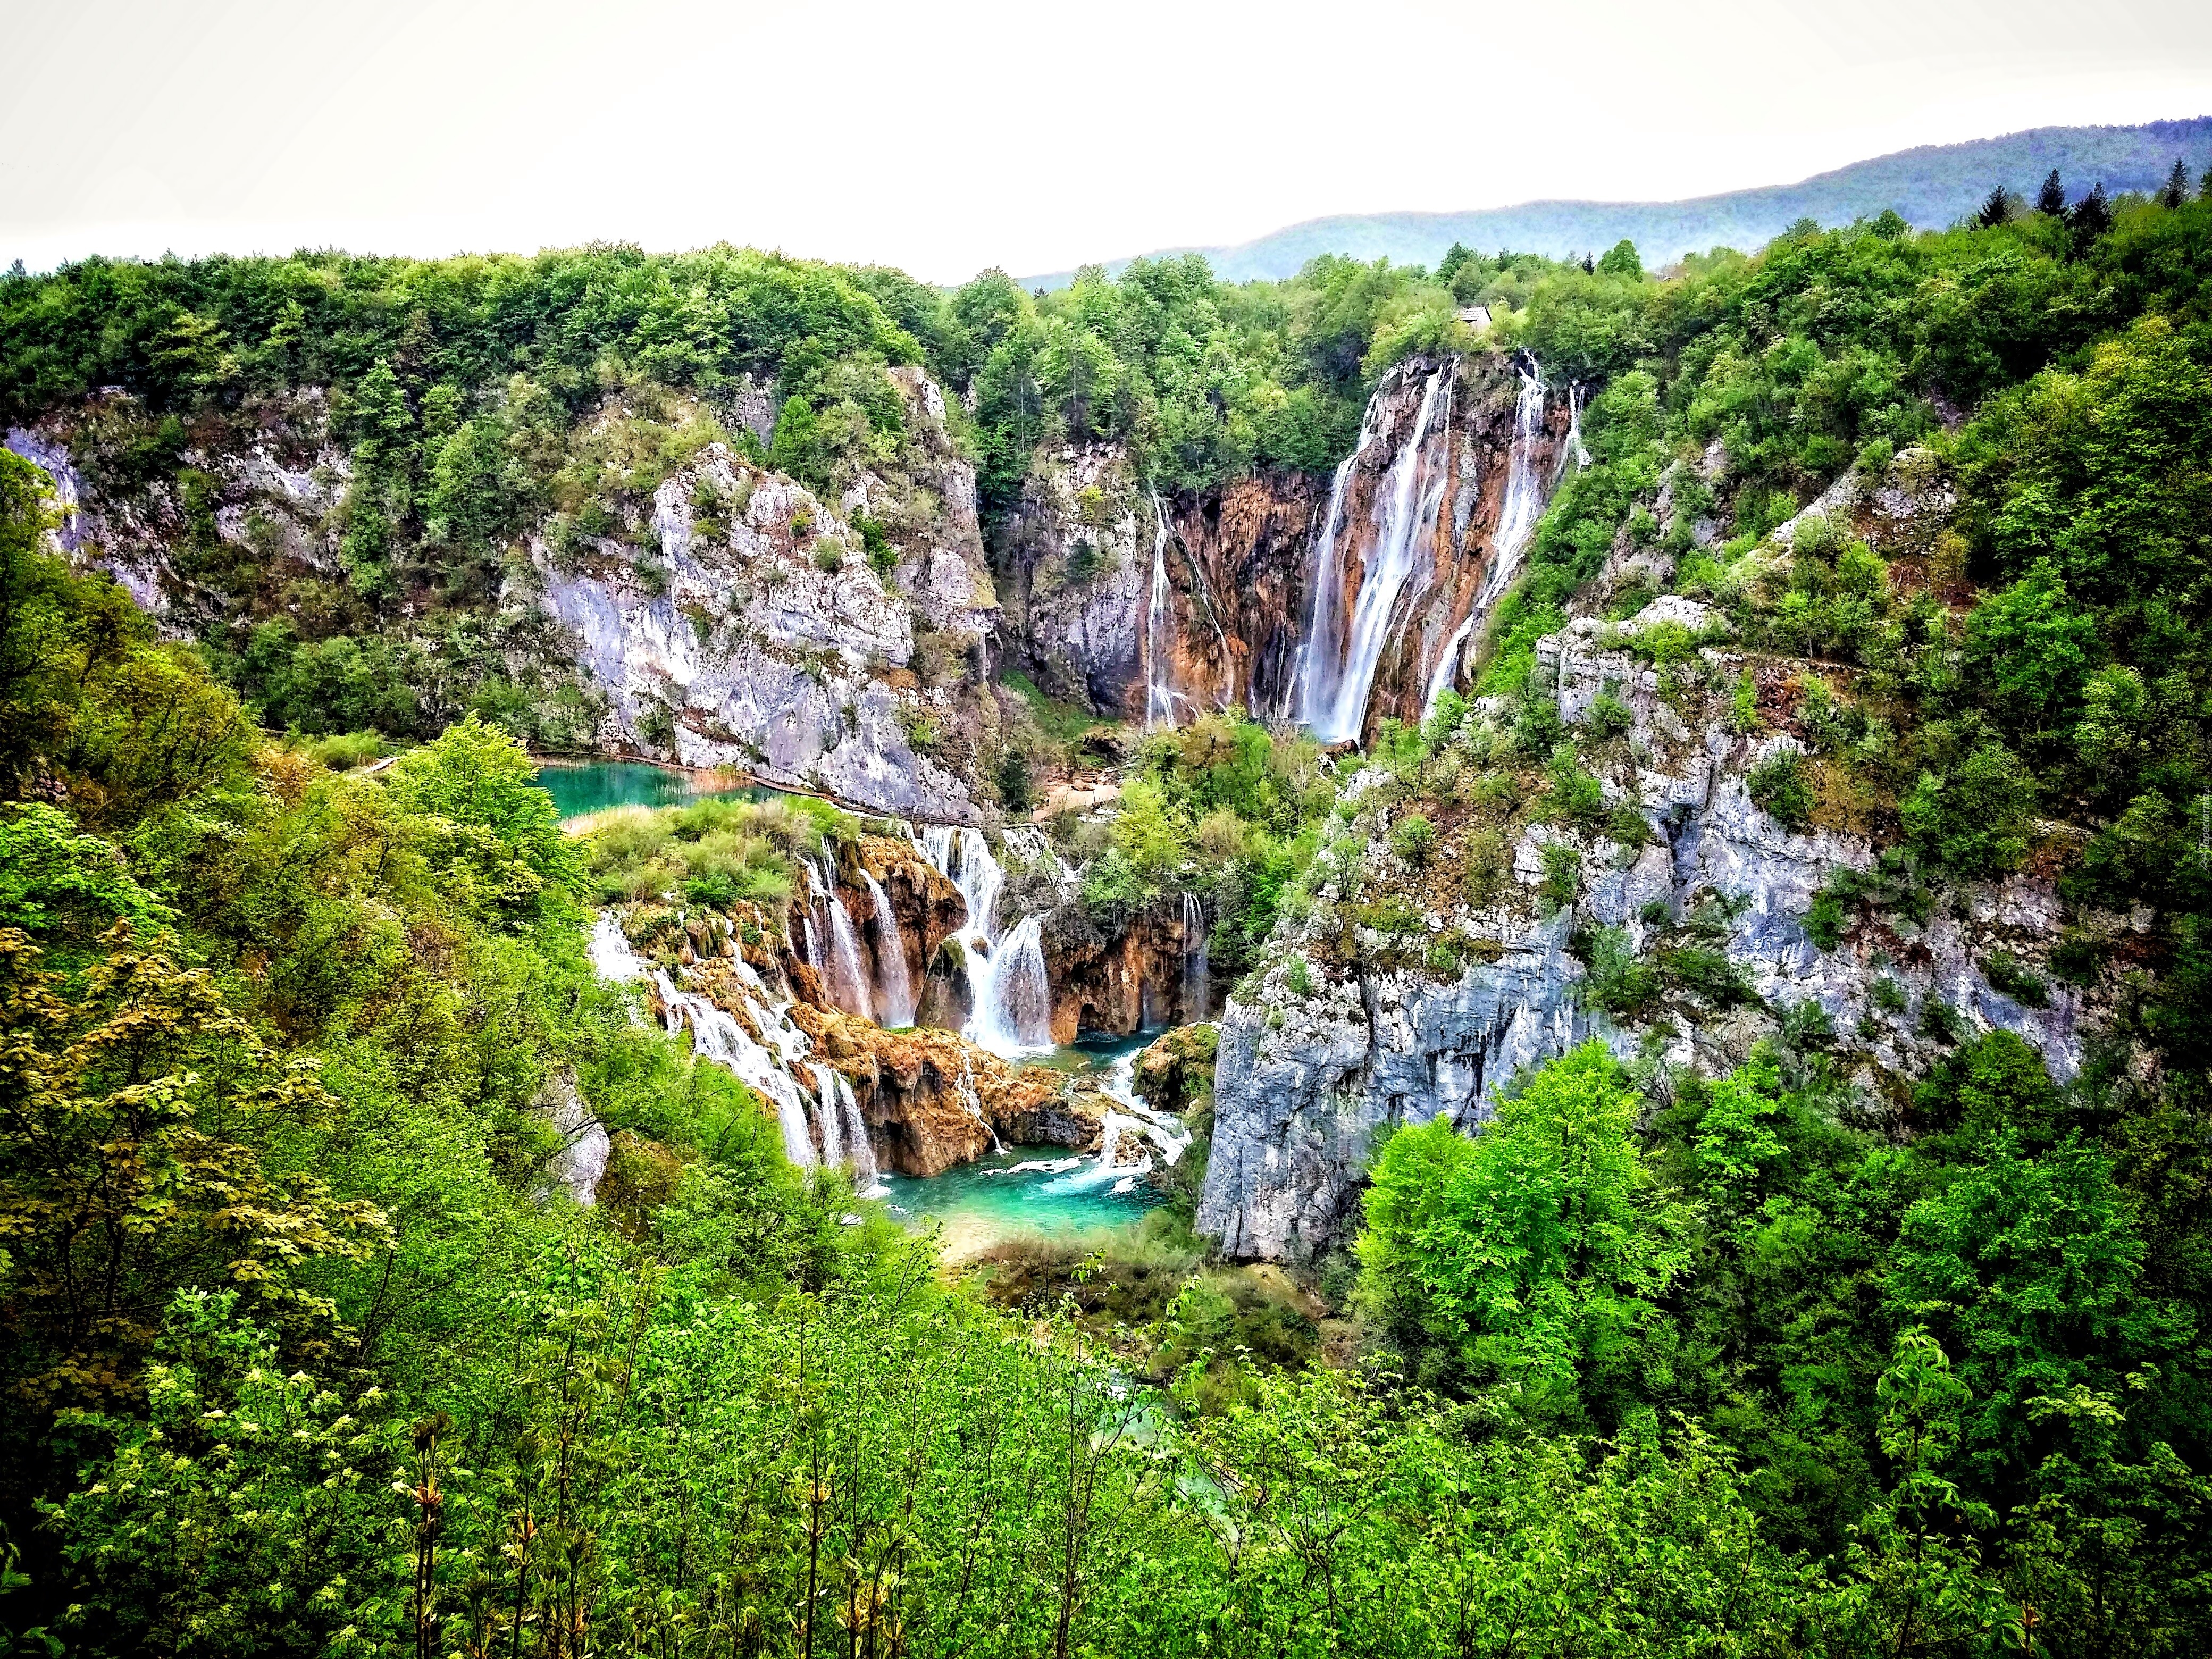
top-left (2071, 181), bottom-right (2113, 242)
top-left (2036, 168), bottom-right (2066, 216)
top-left (1581, 251), bottom-right (1595, 274)
top-left (2161, 158), bottom-right (2189, 210)
top-left (1976, 185), bottom-right (2012, 228)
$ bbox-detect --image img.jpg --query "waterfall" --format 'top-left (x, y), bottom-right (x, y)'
top-left (861, 871), bottom-right (915, 1027)
top-left (1301, 364), bottom-right (1455, 743)
top-left (1561, 380), bottom-right (1592, 473)
top-left (973, 914), bottom-right (1054, 1053)
top-left (654, 969), bottom-right (819, 1169)
top-left (806, 858), bottom-right (873, 1021)
top-left (1289, 415), bottom-right (1377, 723)
top-left (953, 1050), bottom-right (1003, 1153)
top-left (592, 908), bottom-right (887, 1180)
top-left (1144, 493), bottom-right (1181, 730)
top-left (1474, 359), bottom-right (1548, 614)
top-left (1422, 611), bottom-right (1478, 720)
top-left (912, 827), bottom-right (1054, 1058)
top-left (1180, 891), bottom-right (1209, 1021)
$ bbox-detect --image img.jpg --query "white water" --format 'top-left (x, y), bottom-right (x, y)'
top-left (1288, 420), bottom-right (1375, 722)
top-left (1473, 360), bottom-right (1548, 615)
top-left (806, 858), bottom-right (873, 1021)
top-left (1144, 492), bottom-right (1182, 730)
top-left (914, 827), bottom-right (1057, 1058)
top-left (1180, 891), bottom-right (1209, 1022)
top-left (1561, 381), bottom-right (1592, 473)
top-left (591, 910), bottom-right (892, 1183)
top-left (1421, 611), bottom-right (1478, 720)
top-left (861, 870), bottom-right (915, 1027)
top-left (1301, 364), bottom-right (1455, 743)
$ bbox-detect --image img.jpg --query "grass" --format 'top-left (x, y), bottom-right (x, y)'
top-left (1001, 670), bottom-right (1104, 743)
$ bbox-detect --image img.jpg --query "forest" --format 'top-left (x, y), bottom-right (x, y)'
top-left (2, 157), bottom-right (2211, 1657)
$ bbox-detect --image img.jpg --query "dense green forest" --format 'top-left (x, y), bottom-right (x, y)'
top-left (5, 164), bottom-right (2212, 1656)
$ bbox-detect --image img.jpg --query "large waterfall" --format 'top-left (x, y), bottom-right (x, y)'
top-left (1423, 359), bottom-right (1551, 715)
top-left (1297, 364), bottom-right (1455, 743)
top-left (915, 826), bottom-right (1056, 1057)
top-left (1144, 492), bottom-right (1180, 730)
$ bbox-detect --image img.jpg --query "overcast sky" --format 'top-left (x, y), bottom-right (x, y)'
top-left (4, 0), bottom-right (2208, 283)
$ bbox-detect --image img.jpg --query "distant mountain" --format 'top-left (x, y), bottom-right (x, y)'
top-left (1020, 118), bottom-right (2212, 289)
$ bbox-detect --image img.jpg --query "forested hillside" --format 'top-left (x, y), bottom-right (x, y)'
top-left (3, 160), bottom-right (2212, 1658)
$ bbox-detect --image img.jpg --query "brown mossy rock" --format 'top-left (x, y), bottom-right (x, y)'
top-left (1135, 1023), bottom-right (1219, 1116)
top-left (783, 1007), bottom-right (1102, 1175)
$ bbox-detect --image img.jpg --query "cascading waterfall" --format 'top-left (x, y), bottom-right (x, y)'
top-left (1561, 381), bottom-right (1592, 472)
top-left (1301, 364), bottom-right (1455, 743)
top-left (1287, 418), bottom-right (1376, 723)
top-left (1144, 493), bottom-right (1182, 730)
top-left (1422, 611), bottom-right (1478, 720)
top-left (861, 870), bottom-right (915, 1027)
top-left (1180, 891), bottom-right (1209, 1021)
top-left (590, 911), bottom-right (887, 1182)
top-left (807, 858), bottom-right (874, 1021)
top-left (975, 914), bottom-right (1053, 1053)
top-left (912, 826), bottom-right (1055, 1057)
top-left (1474, 359), bottom-right (1548, 614)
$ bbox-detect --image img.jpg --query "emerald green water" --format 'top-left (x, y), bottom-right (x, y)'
top-left (880, 1031), bottom-right (1166, 1258)
top-left (537, 761), bottom-right (766, 820)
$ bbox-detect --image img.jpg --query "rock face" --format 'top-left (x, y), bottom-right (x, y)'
top-left (1042, 902), bottom-right (1210, 1041)
top-left (990, 353), bottom-right (1563, 739)
top-left (539, 445), bottom-right (984, 821)
top-left (1199, 608), bottom-right (2091, 1263)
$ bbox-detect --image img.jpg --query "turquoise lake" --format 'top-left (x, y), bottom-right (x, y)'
top-left (537, 760), bottom-right (767, 819)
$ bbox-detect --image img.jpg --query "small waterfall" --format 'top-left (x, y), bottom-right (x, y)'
top-left (592, 908), bottom-right (886, 1180)
top-left (912, 827), bottom-right (1053, 1058)
top-left (953, 1050), bottom-right (1004, 1153)
top-left (974, 914), bottom-right (1054, 1054)
top-left (807, 858), bottom-right (873, 1021)
top-left (1561, 381), bottom-right (1592, 473)
top-left (1302, 364), bottom-right (1455, 743)
top-left (1180, 892), bottom-right (1209, 1021)
top-left (861, 870), bottom-right (915, 1027)
top-left (1144, 493), bottom-right (1182, 730)
top-left (1422, 612), bottom-right (1478, 720)
top-left (1289, 415), bottom-right (1376, 723)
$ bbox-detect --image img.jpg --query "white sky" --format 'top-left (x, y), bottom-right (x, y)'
top-left (3, 0), bottom-right (2208, 284)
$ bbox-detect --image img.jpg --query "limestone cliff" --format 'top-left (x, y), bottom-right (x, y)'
top-left (1198, 588), bottom-right (2094, 1262)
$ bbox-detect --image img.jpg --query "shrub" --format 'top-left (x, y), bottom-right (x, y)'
top-left (1804, 879), bottom-right (1849, 950)
top-left (1980, 949), bottom-right (2050, 1008)
top-left (812, 538), bottom-right (845, 573)
top-left (1582, 926), bottom-right (1662, 1017)
top-left (1873, 976), bottom-right (1909, 1015)
top-left (1540, 843), bottom-right (1581, 909)
top-left (1586, 691), bottom-right (1634, 738)
top-left (1389, 814), bottom-right (1437, 867)
top-left (1746, 749), bottom-right (1815, 833)
top-left (1284, 956), bottom-right (1314, 998)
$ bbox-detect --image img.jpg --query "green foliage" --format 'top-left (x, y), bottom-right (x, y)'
top-left (1746, 747), bottom-right (1816, 832)
top-left (1388, 811), bottom-right (1437, 866)
top-left (1358, 1043), bottom-right (1692, 1419)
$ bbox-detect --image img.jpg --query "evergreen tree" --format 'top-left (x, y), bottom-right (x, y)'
top-left (2036, 168), bottom-right (2067, 216)
top-left (1975, 184), bottom-right (2012, 228)
top-left (2163, 158), bottom-right (2190, 210)
top-left (2069, 181), bottom-right (2113, 245)
top-left (1581, 250), bottom-right (1595, 274)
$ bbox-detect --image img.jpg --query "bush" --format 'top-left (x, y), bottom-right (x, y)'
top-left (1746, 750), bottom-right (1815, 833)
top-left (1582, 926), bottom-right (1661, 1017)
top-left (1540, 843), bottom-right (1581, 909)
top-left (1389, 814), bottom-right (1437, 867)
top-left (1284, 956), bottom-right (1314, 998)
top-left (1980, 950), bottom-right (2050, 1008)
